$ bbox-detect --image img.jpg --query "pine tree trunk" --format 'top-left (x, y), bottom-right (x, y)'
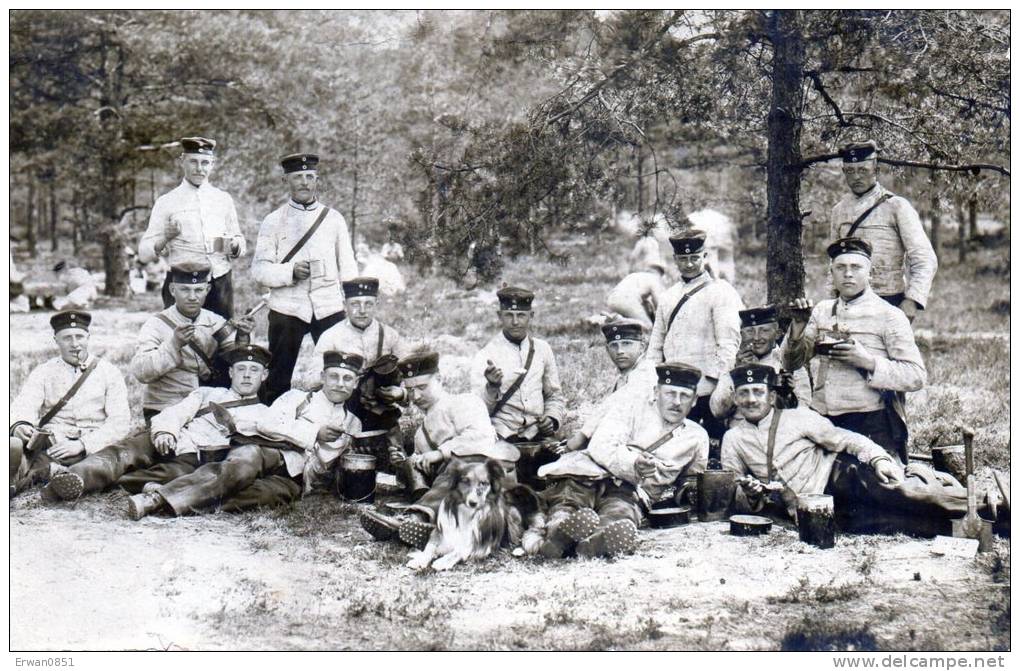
top-left (968, 192), bottom-right (978, 242)
top-left (764, 10), bottom-right (807, 305)
top-left (49, 177), bottom-right (58, 253)
top-left (955, 198), bottom-right (967, 264)
top-left (636, 146), bottom-right (645, 215)
top-left (928, 171), bottom-right (941, 261)
top-left (26, 178), bottom-right (37, 256)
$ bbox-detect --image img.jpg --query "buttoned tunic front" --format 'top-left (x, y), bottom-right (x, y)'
top-left (252, 200), bottom-right (357, 323)
top-left (782, 289), bottom-right (926, 416)
top-left (829, 183), bottom-right (937, 307)
top-left (9, 355), bottom-right (130, 454)
top-left (139, 180), bottom-right (244, 279)
top-left (646, 272), bottom-right (743, 396)
top-left (471, 334), bottom-right (566, 440)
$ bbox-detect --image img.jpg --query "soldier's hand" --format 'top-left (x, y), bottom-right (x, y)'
top-left (536, 416), bottom-right (558, 437)
top-left (163, 217), bottom-right (182, 242)
top-left (231, 316), bottom-right (255, 335)
top-left (316, 423), bottom-right (345, 443)
top-left (736, 344), bottom-right (757, 365)
top-left (828, 340), bottom-right (875, 372)
top-left (555, 433), bottom-right (587, 454)
top-left (738, 475), bottom-right (765, 496)
top-left (47, 439), bottom-right (85, 461)
top-left (634, 453), bottom-right (657, 478)
top-left (292, 260), bottom-right (312, 281)
top-left (172, 323), bottom-right (197, 348)
top-left (153, 433), bottom-right (177, 456)
top-left (900, 299), bottom-right (919, 323)
top-left (787, 298), bottom-right (814, 339)
top-left (12, 424), bottom-right (35, 444)
top-left (388, 447), bottom-right (407, 466)
top-left (376, 385), bottom-right (406, 404)
top-left (483, 360), bottom-right (503, 386)
top-left (873, 458), bottom-right (904, 486)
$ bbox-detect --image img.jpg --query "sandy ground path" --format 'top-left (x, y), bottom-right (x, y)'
top-left (9, 493), bottom-right (1009, 651)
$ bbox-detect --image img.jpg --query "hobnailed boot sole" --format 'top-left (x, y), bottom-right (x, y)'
top-left (398, 519), bottom-right (434, 551)
top-left (360, 510), bottom-right (401, 541)
top-left (576, 520), bottom-right (638, 559)
top-left (559, 508), bottom-right (601, 543)
top-left (49, 471), bottom-right (84, 501)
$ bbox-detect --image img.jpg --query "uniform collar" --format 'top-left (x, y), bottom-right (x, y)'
top-left (288, 199), bottom-right (319, 212)
top-left (180, 178), bottom-right (208, 192)
top-left (838, 287), bottom-right (872, 307)
top-left (681, 271), bottom-right (709, 286)
top-left (170, 305), bottom-right (201, 323)
top-left (348, 318), bottom-right (376, 334)
top-left (61, 353), bottom-right (91, 370)
top-left (501, 331), bottom-right (529, 348)
top-left (851, 182), bottom-right (885, 205)
top-left (743, 407), bottom-right (775, 429)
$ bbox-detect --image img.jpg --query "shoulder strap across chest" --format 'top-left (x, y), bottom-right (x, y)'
top-left (666, 280), bottom-right (713, 332)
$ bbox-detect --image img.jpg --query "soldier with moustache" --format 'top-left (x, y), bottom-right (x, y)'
top-left (138, 137), bottom-right (245, 318)
top-left (9, 311), bottom-right (130, 498)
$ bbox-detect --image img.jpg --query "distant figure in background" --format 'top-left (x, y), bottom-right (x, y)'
top-left (139, 136), bottom-right (245, 319)
top-left (359, 244), bottom-right (406, 296)
top-left (605, 261), bottom-right (666, 329)
top-left (628, 234), bottom-right (664, 274)
top-left (828, 139), bottom-right (937, 321)
top-left (52, 260), bottom-right (98, 311)
top-left (10, 252), bottom-right (29, 313)
top-left (686, 209), bottom-right (737, 284)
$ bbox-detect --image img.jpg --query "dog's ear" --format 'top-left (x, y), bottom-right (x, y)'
top-left (485, 459), bottom-right (506, 489)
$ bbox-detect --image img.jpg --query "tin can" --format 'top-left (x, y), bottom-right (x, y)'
top-left (797, 494), bottom-right (836, 549)
top-left (337, 453), bottom-right (376, 503)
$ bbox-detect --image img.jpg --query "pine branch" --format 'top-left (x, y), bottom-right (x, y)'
top-left (794, 153), bottom-right (1010, 177)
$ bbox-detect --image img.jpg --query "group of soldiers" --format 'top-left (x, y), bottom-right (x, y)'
top-left (9, 137), bottom-right (1003, 561)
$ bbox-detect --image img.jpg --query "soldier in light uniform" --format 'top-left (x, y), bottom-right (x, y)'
top-left (45, 344), bottom-right (273, 503)
top-left (784, 237), bottom-right (927, 464)
top-left (471, 287), bottom-right (566, 447)
top-left (722, 363), bottom-right (999, 536)
top-left (138, 137), bottom-right (245, 318)
top-left (710, 305), bottom-right (812, 425)
top-left (558, 318), bottom-right (658, 454)
top-left (131, 264), bottom-right (254, 422)
top-left (9, 311), bottom-right (130, 497)
top-left (359, 350), bottom-right (516, 549)
top-left (535, 363), bottom-right (709, 559)
top-left (647, 230), bottom-right (743, 447)
top-left (252, 152), bottom-right (358, 403)
top-left (266, 351), bottom-right (364, 493)
top-left (829, 140), bottom-right (938, 320)
top-left (314, 276), bottom-right (411, 472)
top-left (125, 345), bottom-right (346, 519)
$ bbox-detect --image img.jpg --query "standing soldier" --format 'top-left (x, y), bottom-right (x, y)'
top-left (9, 311), bottom-right (130, 497)
top-left (253, 152), bottom-right (358, 403)
top-left (139, 137), bottom-right (245, 318)
top-left (784, 238), bottom-right (927, 463)
top-left (647, 230), bottom-right (743, 448)
top-left (471, 287), bottom-right (566, 447)
top-left (830, 140), bottom-right (938, 321)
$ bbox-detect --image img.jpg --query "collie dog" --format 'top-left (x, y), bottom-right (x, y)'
top-left (407, 459), bottom-right (545, 571)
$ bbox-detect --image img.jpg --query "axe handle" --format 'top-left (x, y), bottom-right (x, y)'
top-left (961, 425), bottom-right (975, 477)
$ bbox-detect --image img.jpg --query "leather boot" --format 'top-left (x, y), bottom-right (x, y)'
top-left (127, 492), bottom-right (165, 521)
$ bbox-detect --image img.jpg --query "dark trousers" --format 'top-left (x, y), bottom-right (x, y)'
top-left (69, 430), bottom-right (198, 494)
top-left (880, 293), bottom-right (905, 309)
top-left (540, 478), bottom-right (643, 557)
top-left (10, 434), bottom-right (85, 496)
top-left (158, 444), bottom-right (298, 515)
top-left (826, 454), bottom-right (970, 537)
top-left (689, 394), bottom-right (727, 460)
top-left (162, 270), bottom-right (234, 319)
top-left (266, 309), bottom-right (346, 403)
top-left (828, 408), bottom-right (906, 464)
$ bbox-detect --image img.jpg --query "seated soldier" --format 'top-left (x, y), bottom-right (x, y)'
top-left (710, 305), bottom-right (812, 425)
top-left (131, 263), bottom-right (255, 423)
top-left (535, 363), bottom-right (709, 559)
top-left (722, 364), bottom-right (1001, 536)
top-left (9, 310), bottom-right (130, 498)
top-left (783, 238), bottom-right (926, 464)
top-left (313, 276), bottom-right (410, 468)
top-left (471, 286), bottom-right (566, 448)
top-left (267, 351), bottom-right (364, 493)
top-left (359, 350), bottom-right (517, 548)
top-left (605, 262), bottom-right (666, 329)
top-left (125, 346), bottom-right (352, 519)
top-left (44, 344), bottom-right (274, 502)
top-left (558, 318), bottom-right (658, 454)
